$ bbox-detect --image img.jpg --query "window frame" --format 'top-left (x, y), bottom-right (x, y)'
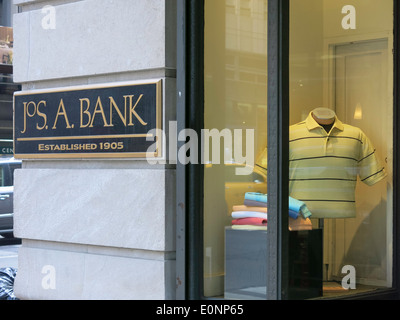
top-left (176, 0), bottom-right (400, 300)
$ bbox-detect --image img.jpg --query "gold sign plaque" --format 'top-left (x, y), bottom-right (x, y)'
top-left (13, 80), bottom-right (162, 159)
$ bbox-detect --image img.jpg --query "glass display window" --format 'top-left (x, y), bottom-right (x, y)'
top-left (192, 0), bottom-right (397, 300)
top-left (204, 0), bottom-right (268, 299)
top-left (289, 0), bottom-right (393, 297)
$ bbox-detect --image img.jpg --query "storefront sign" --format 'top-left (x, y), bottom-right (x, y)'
top-left (0, 140), bottom-right (13, 155)
top-left (13, 80), bottom-right (162, 159)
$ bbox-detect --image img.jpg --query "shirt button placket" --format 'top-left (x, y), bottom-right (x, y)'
top-left (326, 136), bottom-right (333, 155)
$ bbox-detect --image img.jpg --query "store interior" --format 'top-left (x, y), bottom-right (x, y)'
top-left (203, 0), bottom-right (394, 299)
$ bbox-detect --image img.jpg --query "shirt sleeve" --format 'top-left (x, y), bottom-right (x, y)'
top-left (358, 131), bottom-right (387, 186)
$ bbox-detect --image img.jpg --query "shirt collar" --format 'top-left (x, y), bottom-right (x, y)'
top-left (305, 112), bottom-right (344, 132)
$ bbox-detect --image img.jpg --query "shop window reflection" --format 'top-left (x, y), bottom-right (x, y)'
top-left (204, 0), bottom-right (268, 298)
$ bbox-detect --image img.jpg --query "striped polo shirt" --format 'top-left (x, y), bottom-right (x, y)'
top-left (289, 113), bottom-right (386, 218)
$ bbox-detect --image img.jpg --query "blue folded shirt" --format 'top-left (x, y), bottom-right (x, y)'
top-left (245, 192), bottom-right (268, 203)
top-left (288, 196), bottom-right (304, 212)
top-left (289, 209), bottom-right (300, 219)
top-left (300, 206), bottom-right (312, 219)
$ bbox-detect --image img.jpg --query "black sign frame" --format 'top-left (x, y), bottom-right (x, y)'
top-left (13, 80), bottom-right (163, 159)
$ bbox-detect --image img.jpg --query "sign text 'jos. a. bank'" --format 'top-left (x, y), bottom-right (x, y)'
top-left (13, 80), bottom-right (162, 159)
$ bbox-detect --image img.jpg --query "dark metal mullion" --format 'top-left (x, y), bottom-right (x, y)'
top-left (184, 0), bottom-right (205, 300)
top-left (267, 0), bottom-right (290, 300)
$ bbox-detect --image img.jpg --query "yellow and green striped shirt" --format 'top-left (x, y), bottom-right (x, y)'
top-left (289, 113), bottom-right (386, 218)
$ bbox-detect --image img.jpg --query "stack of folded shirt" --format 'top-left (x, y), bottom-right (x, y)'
top-left (244, 193), bottom-right (312, 219)
top-left (240, 192), bottom-right (313, 231)
top-left (231, 205), bottom-right (268, 230)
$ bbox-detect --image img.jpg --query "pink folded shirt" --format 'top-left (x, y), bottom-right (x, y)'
top-left (232, 217), bottom-right (267, 226)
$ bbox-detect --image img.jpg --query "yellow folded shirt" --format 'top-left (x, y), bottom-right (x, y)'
top-left (232, 205), bottom-right (267, 213)
top-left (289, 217), bottom-right (312, 231)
